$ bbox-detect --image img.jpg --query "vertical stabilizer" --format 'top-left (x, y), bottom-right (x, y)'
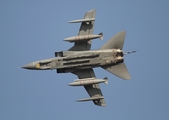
top-left (100, 31), bottom-right (126, 50)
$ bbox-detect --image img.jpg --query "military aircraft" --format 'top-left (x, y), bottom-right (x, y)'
top-left (22, 9), bottom-right (135, 107)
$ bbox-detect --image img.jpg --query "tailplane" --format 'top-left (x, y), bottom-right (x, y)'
top-left (100, 31), bottom-right (126, 50)
top-left (100, 31), bottom-right (131, 80)
top-left (102, 62), bottom-right (131, 80)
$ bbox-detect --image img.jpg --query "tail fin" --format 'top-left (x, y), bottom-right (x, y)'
top-left (100, 31), bottom-right (126, 50)
top-left (102, 63), bottom-right (131, 80)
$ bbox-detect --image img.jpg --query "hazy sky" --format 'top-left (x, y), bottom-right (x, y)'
top-left (1, 0), bottom-right (169, 120)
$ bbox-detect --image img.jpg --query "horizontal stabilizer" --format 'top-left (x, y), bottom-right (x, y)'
top-left (100, 31), bottom-right (126, 50)
top-left (102, 62), bottom-right (131, 80)
top-left (77, 96), bottom-right (104, 102)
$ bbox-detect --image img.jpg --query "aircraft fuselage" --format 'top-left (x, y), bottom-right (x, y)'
top-left (22, 49), bottom-right (124, 73)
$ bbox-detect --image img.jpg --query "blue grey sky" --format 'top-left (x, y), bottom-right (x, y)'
top-left (1, 0), bottom-right (169, 120)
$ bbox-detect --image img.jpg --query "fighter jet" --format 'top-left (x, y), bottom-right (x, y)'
top-left (22, 9), bottom-right (135, 107)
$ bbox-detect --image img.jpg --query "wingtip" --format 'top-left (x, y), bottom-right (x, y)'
top-left (123, 76), bottom-right (131, 80)
top-left (101, 104), bottom-right (106, 107)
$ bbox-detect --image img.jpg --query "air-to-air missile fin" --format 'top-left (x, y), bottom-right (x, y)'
top-left (99, 32), bottom-right (103, 40)
top-left (102, 62), bottom-right (131, 80)
top-left (103, 77), bottom-right (108, 84)
top-left (100, 31), bottom-right (126, 50)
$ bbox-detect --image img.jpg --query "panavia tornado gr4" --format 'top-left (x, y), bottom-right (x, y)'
top-left (22, 9), bottom-right (135, 107)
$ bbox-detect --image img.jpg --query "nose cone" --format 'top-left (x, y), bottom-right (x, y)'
top-left (21, 62), bottom-right (36, 70)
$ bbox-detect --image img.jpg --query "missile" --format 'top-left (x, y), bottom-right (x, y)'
top-left (68, 18), bottom-right (95, 23)
top-left (64, 33), bottom-right (103, 42)
top-left (77, 96), bottom-right (104, 102)
top-left (68, 77), bottom-right (108, 86)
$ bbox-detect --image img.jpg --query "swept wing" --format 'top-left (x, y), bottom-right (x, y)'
top-left (72, 69), bottom-right (106, 107)
top-left (69, 9), bottom-right (96, 51)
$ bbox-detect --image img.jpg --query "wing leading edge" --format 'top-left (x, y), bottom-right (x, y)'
top-left (72, 69), bottom-right (106, 107)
